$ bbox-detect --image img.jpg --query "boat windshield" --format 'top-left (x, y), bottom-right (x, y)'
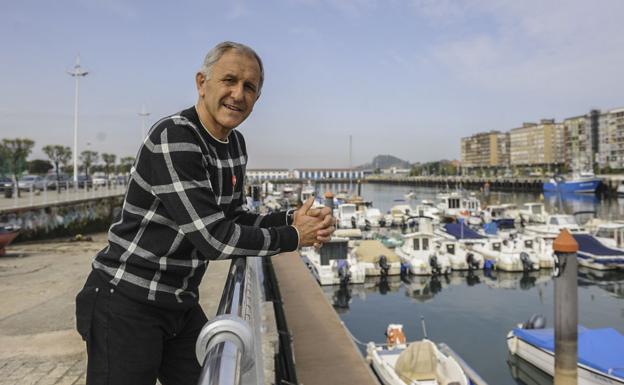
top-left (341, 205), bottom-right (356, 215)
top-left (596, 228), bottom-right (616, 239)
top-left (531, 206), bottom-right (542, 215)
top-left (558, 216), bottom-right (578, 225)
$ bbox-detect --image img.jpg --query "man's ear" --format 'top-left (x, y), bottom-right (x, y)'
top-left (195, 72), bottom-right (206, 95)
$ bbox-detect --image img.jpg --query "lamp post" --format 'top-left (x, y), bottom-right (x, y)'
top-left (67, 56), bottom-right (89, 185)
top-left (138, 105), bottom-right (151, 142)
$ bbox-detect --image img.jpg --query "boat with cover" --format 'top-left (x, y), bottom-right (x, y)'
top-left (0, 225), bottom-right (20, 257)
top-left (571, 233), bottom-right (624, 270)
top-left (300, 237), bottom-right (365, 285)
top-left (507, 315), bottom-right (624, 385)
top-left (366, 324), bottom-right (474, 385)
top-left (518, 202), bottom-right (548, 225)
top-left (353, 240), bottom-right (402, 276)
top-left (436, 239), bottom-right (484, 271)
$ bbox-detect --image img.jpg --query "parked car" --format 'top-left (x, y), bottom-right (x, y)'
top-left (75, 175), bottom-right (93, 189)
top-left (92, 173), bottom-right (108, 187)
top-left (17, 175), bottom-right (44, 191)
top-left (0, 177), bottom-right (14, 197)
top-left (34, 174), bottom-right (71, 191)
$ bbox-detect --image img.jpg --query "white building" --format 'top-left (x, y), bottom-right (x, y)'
top-left (293, 169), bottom-right (364, 180)
top-left (246, 169), bottom-right (291, 182)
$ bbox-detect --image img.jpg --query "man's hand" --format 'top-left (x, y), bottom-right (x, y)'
top-left (292, 197), bottom-right (335, 247)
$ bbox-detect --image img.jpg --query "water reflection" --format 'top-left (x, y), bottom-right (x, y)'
top-left (322, 276), bottom-right (403, 312)
top-left (577, 266), bottom-right (624, 299)
top-left (507, 354), bottom-right (553, 385)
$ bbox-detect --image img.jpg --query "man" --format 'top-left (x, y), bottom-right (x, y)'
top-left (75, 41), bottom-right (334, 385)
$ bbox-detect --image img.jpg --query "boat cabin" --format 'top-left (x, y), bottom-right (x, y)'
top-left (319, 238), bottom-right (349, 266)
top-left (594, 223), bottom-right (624, 248)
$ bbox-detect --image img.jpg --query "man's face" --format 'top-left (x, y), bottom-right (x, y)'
top-left (197, 50), bottom-right (261, 133)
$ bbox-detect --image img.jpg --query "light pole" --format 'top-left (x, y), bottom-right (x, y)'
top-left (67, 56), bottom-right (89, 185)
top-left (138, 105), bottom-right (151, 142)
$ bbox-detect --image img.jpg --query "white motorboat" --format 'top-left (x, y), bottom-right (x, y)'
top-left (389, 204), bottom-right (413, 226)
top-left (405, 191), bottom-right (417, 200)
top-left (592, 222), bottom-right (624, 249)
top-left (471, 238), bottom-right (540, 272)
top-left (481, 204), bottom-right (518, 231)
top-left (413, 200), bottom-right (441, 222)
top-left (518, 202), bottom-right (548, 225)
top-left (572, 233), bottom-right (624, 270)
top-left (461, 195), bottom-right (483, 226)
top-left (524, 214), bottom-right (584, 237)
top-left (513, 234), bottom-right (555, 269)
top-left (358, 206), bottom-right (384, 228)
top-left (436, 192), bottom-right (465, 220)
top-left (300, 238), bottom-right (365, 285)
top-left (336, 203), bottom-right (359, 229)
top-left (436, 239), bottom-right (484, 271)
top-left (353, 240), bottom-right (402, 276)
top-left (396, 231), bottom-right (451, 276)
top-left (507, 315), bottom-right (624, 385)
top-left (300, 182), bottom-right (315, 202)
top-left (367, 324), bottom-right (471, 385)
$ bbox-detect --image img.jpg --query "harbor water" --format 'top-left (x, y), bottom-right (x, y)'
top-left (318, 183), bottom-right (624, 385)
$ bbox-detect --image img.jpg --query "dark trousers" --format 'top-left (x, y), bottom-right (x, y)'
top-left (75, 272), bottom-right (208, 385)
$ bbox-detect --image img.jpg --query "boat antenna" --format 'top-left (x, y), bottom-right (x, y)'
top-left (420, 316), bottom-right (428, 339)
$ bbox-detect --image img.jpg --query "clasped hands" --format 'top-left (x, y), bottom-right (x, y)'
top-left (292, 196), bottom-right (336, 248)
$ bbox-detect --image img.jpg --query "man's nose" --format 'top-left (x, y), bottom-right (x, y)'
top-left (230, 83), bottom-right (244, 100)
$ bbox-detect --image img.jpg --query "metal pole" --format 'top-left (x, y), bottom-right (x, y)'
top-left (67, 56), bottom-right (89, 185)
top-left (553, 229), bottom-right (578, 385)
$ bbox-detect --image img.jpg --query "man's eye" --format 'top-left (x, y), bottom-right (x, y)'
top-left (245, 84), bottom-right (256, 92)
top-left (223, 78), bottom-right (235, 84)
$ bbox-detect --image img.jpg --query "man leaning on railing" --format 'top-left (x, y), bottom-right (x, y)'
top-left (75, 41), bottom-right (335, 385)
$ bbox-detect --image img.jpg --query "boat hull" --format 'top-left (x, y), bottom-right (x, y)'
top-left (543, 179), bottom-right (600, 193)
top-left (507, 331), bottom-right (624, 385)
top-left (0, 229), bottom-right (20, 256)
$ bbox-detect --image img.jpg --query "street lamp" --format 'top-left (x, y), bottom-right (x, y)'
top-left (138, 105), bottom-right (151, 142)
top-left (67, 55), bottom-right (89, 184)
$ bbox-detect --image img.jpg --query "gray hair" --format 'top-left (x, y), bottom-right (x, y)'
top-left (199, 41), bottom-right (264, 95)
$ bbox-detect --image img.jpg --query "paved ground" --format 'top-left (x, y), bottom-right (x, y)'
top-left (0, 233), bottom-right (230, 384)
top-left (0, 186), bottom-right (125, 211)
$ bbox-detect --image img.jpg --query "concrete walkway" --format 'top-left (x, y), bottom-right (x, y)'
top-left (0, 234), bottom-right (230, 385)
top-left (272, 252), bottom-right (378, 385)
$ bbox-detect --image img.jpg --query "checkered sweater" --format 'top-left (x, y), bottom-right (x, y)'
top-left (92, 106), bottom-right (298, 309)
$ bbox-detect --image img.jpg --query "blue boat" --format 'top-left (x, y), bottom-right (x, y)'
top-left (507, 324), bottom-right (624, 385)
top-left (543, 172), bottom-right (601, 194)
top-left (572, 234), bottom-right (624, 270)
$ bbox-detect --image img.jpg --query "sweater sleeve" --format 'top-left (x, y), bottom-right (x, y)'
top-left (141, 123), bottom-right (298, 260)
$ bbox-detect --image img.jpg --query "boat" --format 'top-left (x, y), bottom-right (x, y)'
top-left (0, 225), bottom-right (20, 256)
top-left (300, 237), bottom-right (365, 285)
top-left (436, 192), bottom-right (465, 220)
top-left (335, 203), bottom-right (359, 229)
top-left (591, 221), bottom-right (624, 249)
top-left (571, 233), bottom-right (624, 270)
top-left (471, 235), bottom-right (540, 272)
top-left (405, 191), bottom-right (417, 200)
top-left (358, 206), bottom-right (384, 228)
top-left (524, 214), bottom-right (584, 237)
top-left (389, 204), bottom-right (413, 227)
top-left (543, 172), bottom-right (601, 194)
top-left (366, 324), bottom-right (473, 385)
top-left (617, 181), bottom-right (624, 196)
top-left (481, 204), bottom-right (518, 230)
top-left (413, 200), bottom-right (441, 224)
top-left (436, 239), bottom-right (484, 271)
top-left (353, 240), bottom-right (402, 276)
top-left (300, 182), bottom-right (315, 202)
top-left (518, 202), bottom-right (548, 225)
top-left (507, 315), bottom-right (624, 385)
top-left (396, 229), bottom-right (451, 276)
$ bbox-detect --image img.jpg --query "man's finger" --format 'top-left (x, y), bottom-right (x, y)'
top-left (301, 196), bottom-right (315, 211)
top-left (316, 234), bottom-right (332, 243)
top-left (307, 208), bottom-right (322, 217)
top-left (317, 226), bottom-right (335, 237)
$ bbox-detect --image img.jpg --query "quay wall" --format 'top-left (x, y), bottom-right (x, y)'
top-left (0, 196), bottom-right (123, 242)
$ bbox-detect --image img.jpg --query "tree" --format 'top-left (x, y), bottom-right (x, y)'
top-left (80, 150), bottom-right (99, 181)
top-left (42, 145), bottom-right (72, 192)
top-left (0, 138), bottom-right (35, 197)
top-left (101, 153), bottom-right (117, 180)
top-left (27, 159), bottom-right (53, 174)
top-left (119, 156), bottom-right (135, 174)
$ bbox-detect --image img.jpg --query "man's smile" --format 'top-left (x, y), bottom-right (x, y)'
top-left (223, 103), bottom-right (243, 112)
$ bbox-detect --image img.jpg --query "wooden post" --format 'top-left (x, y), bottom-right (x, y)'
top-left (553, 229), bottom-right (579, 385)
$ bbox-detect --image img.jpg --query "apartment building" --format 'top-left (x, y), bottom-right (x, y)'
top-left (460, 131), bottom-right (510, 168)
top-left (597, 107), bottom-right (624, 169)
top-left (564, 114), bottom-right (594, 170)
top-left (509, 120), bottom-right (565, 167)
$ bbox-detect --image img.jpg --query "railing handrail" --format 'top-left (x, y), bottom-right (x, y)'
top-left (196, 257), bottom-right (251, 385)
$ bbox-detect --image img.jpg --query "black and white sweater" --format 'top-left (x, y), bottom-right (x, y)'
top-left (92, 106), bottom-right (298, 309)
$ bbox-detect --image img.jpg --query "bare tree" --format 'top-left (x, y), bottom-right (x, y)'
top-left (0, 138), bottom-right (35, 197)
top-left (42, 145), bottom-right (72, 192)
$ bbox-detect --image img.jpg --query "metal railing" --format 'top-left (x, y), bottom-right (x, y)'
top-left (195, 257), bottom-right (268, 385)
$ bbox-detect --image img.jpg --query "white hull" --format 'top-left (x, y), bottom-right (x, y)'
top-left (507, 332), bottom-right (624, 385)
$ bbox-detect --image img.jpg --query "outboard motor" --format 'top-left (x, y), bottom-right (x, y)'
top-left (523, 314), bottom-right (546, 330)
top-left (337, 259), bottom-right (351, 286)
top-left (520, 252), bottom-right (532, 271)
top-left (379, 218), bottom-right (386, 228)
top-left (378, 255), bottom-right (390, 277)
top-left (466, 252), bottom-right (480, 271)
top-left (429, 254), bottom-right (441, 276)
top-left (350, 216), bottom-right (357, 229)
top-left (364, 219), bottom-right (371, 232)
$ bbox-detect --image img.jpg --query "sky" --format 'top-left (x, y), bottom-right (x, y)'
top-left (1, 0), bottom-right (623, 168)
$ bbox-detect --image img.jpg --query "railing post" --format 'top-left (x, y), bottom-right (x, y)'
top-left (553, 229), bottom-right (579, 385)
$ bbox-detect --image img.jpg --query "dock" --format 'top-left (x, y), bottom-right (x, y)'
top-left (272, 252), bottom-right (378, 385)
